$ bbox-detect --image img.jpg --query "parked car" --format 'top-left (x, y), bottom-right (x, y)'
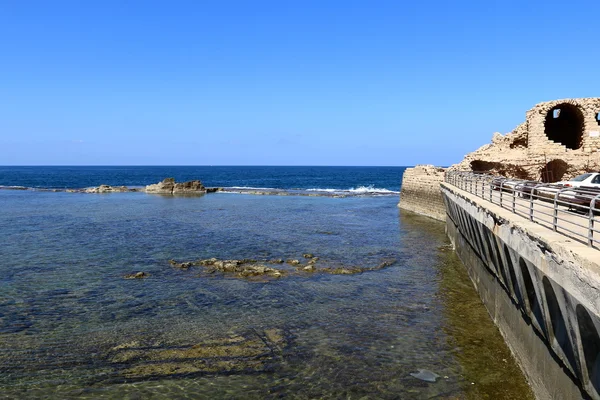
top-left (556, 186), bottom-right (600, 210)
top-left (556, 173), bottom-right (600, 188)
top-left (491, 178), bottom-right (543, 199)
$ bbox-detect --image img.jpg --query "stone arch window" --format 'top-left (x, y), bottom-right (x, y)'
top-left (544, 103), bottom-right (585, 150)
top-left (576, 304), bottom-right (600, 392)
top-left (596, 112), bottom-right (600, 126)
top-left (541, 159), bottom-right (569, 183)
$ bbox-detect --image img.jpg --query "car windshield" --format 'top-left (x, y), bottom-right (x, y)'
top-left (571, 173), bottom-right (593, 182)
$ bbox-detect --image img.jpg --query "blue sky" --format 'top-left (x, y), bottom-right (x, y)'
top-left (0, 0), bottom-right (598, 166)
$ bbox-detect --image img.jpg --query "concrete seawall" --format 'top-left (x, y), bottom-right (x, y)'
top-left (398, 165), bottom-right (446, 221)
top-left (441, 182), bottom-right (600, 399)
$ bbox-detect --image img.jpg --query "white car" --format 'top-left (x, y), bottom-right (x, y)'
top-left (556, 173), bottom-right (600, 188)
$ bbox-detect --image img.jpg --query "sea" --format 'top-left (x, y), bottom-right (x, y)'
top-left (0, 166), bottom-right (532, 399)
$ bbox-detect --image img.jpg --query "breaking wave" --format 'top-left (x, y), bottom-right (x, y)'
top-left (306, 185), bottom-right (399, 195)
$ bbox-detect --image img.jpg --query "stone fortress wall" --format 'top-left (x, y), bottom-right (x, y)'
top-left (397, 165), bottom-right (446, 221)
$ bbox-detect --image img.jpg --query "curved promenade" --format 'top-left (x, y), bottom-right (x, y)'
top-left (442, 180), bottom-right (600, 400)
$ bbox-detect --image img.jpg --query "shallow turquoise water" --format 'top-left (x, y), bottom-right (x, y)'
top-left (0, 190), bottom-right (531, 399)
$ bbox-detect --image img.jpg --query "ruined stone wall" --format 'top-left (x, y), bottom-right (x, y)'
top-left (451, 97), bottom-right (600, 182)
top-left (527, 98), bottom-right (600, 155)
top-left (398, 165), bottom-right (446, 221)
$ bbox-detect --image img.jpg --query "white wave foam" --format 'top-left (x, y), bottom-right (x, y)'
top-left (348, 185), bottom-right (399, 194)
top-left (306, 185), bottom-right (399, 194)
top-left (306, 188), bottom-right (338, 193)
top-left (0, 185), bottom-right (29, 190)
top-left (227, 186), bottom-right (280, 190)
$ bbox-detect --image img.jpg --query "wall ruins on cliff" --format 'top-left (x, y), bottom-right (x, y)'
top-left (451, 97), bottom-right (600, 182)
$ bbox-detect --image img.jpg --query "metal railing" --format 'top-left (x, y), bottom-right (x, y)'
top-left (445, 171), bottom-right (600, 248)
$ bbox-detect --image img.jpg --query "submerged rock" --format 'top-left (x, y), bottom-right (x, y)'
top-left (410, 369), bottom-right (440, 383)
top-left (85, 185), bottom-right (130, 193)
top-left (123, 272), bottom-right (149, 279)
top-left (169, 260), bottom-right (194, 270)
top-left (167, 255), bottom-right (397, 280)
top-left (108, 329), bottom-right (289, 380)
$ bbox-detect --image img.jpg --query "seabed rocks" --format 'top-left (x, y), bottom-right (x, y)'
top-left (123, 272), bottom-right (150, 279)
top-left (84, 185), bottom-right (132, 193)
top-left (168, 256), bottom-right (396, 280)
top-left (107, 329), bottom-right (288, 380)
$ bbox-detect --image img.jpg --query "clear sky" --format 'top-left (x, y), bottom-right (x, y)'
top-left (0, 0), bottom-right (599, 166)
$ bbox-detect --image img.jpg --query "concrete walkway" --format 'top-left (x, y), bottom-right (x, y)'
top-left (452, 181), bottom-right (600, 250)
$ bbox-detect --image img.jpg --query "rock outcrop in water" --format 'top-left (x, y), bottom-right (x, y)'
top-left (123, 272), bottom-right (150, 279)
top-left (145, 178), bottom-right (206, 194)
top-left (85, 185), bottom-right (132, 193)
top-left (167, 256), bottom-right (396, 280)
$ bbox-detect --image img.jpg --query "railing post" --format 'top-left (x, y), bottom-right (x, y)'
top-left (512, 186), bottom-right (516, 213)
top-left (553, 190), bottom-right (561, 232)
top-left (529, 184), bottom-right (540, 222)
top-left (589, 195), bottom-right (600, 247)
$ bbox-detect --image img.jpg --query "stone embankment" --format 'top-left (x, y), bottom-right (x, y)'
top-left (442, 182), bottom-right (600, 399)
top-left (398, 165), bottom-right (446, 221)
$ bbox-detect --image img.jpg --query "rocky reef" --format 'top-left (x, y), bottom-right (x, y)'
top-left (145, 178), bottom-right (206, 194)
top-left (123, 271), bottom-right (150, 279)
top-left (85, 185), bottom-right (136, 193)
top-left (168, 256), bottom-right (396, 280)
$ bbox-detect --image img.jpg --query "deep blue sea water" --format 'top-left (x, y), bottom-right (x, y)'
top-left (0, 166), bottom-right (406, 193)
top-left (0, 166), bottom-right (532, 399)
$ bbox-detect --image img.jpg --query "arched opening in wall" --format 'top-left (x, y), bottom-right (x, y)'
top-left (576, 304), bottom-right (600, 392)
top-left (544, 104), bottom-right (584, 150)
top-left (596, 112), bottom-right (600, 127)
top-left (504, 244), bottom-right (522, 306)
top-left (481, 226), bottom-right (499, 275)
top-left (541, 159), bottom-right (569, 183)
top-left (543, 277), bottom-right (578, 373)
top-left (469, 160), bottom-right (531, 179)
top-left (509, 136), bottom-right (528, 149)
top-left (470, 160), bottom-right (497, 173)
top-left (492, 237), bottom-right (509, 288)
top-left (520, 258), bottom-right (546, 335)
